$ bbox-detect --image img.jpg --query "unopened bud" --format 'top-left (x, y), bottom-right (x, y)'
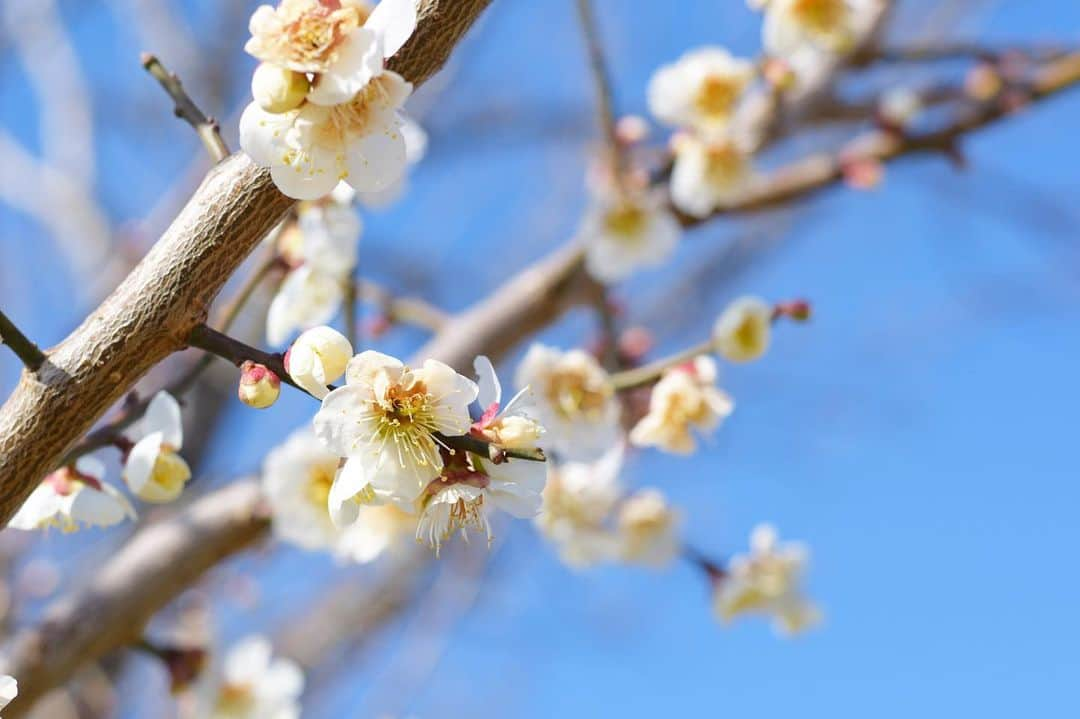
top-left (878, 87), bottom-right (922, 130)
top-left (288, 326), bottom-right (353, 399)
top-left (774, 299), bottom-right (812, 322)
top-left (841, 157), bottom-right (884, 191)
top-left (762, 57), bottom-right (796, 91)
top-left (251, 62), bottom-right (309, 114)
top-left (712, 296), bottom-right (772, 363)
top-left (965, 63), bottom-right (1003, 102)
top-left (483, 415), bottom-right (545, 450)
top-left (238, 361), bottom-right (281, 409)
top-left (615, 115), bottom-right (650, 145)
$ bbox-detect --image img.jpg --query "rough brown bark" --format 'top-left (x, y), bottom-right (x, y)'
top-left (0, 0), bottom-right (494, 526)
top-left (0, 481), bottom-right (269, 716)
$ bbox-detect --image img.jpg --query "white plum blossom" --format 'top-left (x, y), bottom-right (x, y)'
top-left (535, 446), bottom-right (625, 568)
top-left (262, 429), bottom-right (347, 551)
top-left (579, 190), bottom-right (681, 284)
top-left (470, 355), bottom-right (545, 451)
top-left (514, 345), bottom-right (620, 462)
top-left (415, 450), bottom-right (546, 553)
top-left (670, 132), bottom-right (756, 219)
top-left (629, 356), bottom-right (734, 455)
top-left (616, 488), bottom-right (681, 567)
top-left (712, 295), bottom-right (772, 363)
top-left (210, 635), bottom-right (303, 719)
top-left (0, 675), bottom-right (16, 713)
top-left (241, 72), bottom-right (412, 199)
top-left (648, 47), bottom-right (756, 134)
top-left (9, 457), bottom-right (135, 532)
top-left (267, 197), bottom-right (361, 346)
top-left (713, 523), bottom-right (822, 635)
top-left (285, 326), bottom-right (353, 399)
top-left (313, 350), bottom-right (477, 508)
top-left (123, 391), bottom-right (191, 504)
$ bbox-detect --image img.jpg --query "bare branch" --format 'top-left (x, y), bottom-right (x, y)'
top-left (141, 53), bottom-right (229, 163)
top-left (574, 0), bottom-right (624, 181)
top-left (357, 278), bottom-right (449, 332)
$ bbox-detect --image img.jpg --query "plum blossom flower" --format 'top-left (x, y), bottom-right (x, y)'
top-left (579, 190), bottom-right (681, 284)
top-left (356, 115), bottom-right (429, 207)
top-left (246, 0), bottom-right (416, 106)
top-left (616, 489), bottom-right (681, 567)
top-left (648, 47), bottom-right (756, 134)
top-left (515, 345), bottom-right (620, 462)
top-left (267, 197), bottom-right (361, 346)
top-left (209, 635), bottom-right (303, 719)
top-left (0, 675), bottom-right (16, 713)
top-left (313, 350), bottom-right (477, 508)
top-left (535, 445), bottom-right (625, 568)
top-left (123, 391), bottom-right (191, 503)
top-left (415, 449), bottom-right (546, 553)
top-left (262, 429), bottom-right (348, 550)
top-left (712, 295), bottom-right (772, 362)
top-left (629, 356), bottom-right (734, 454)
top-left (285, 326), bottom-right (353, 399)
top-left (9, 457), bottom-right (135, 532)
top-left (240, 70), bottom-right (413, 200)
top-left (670, 132), bottom-right (756, 219)
top-left (713, 523), bottom-right (822, 635)
top-left (470, 355), bottom-right (545, 451)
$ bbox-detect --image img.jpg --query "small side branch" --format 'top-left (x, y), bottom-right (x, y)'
top-left (574, 0), bottom-right (625, 181)
top-left (141, 53), bottom-right (229, 163)
top-left (186, 324), bottom-right (300, 393)
top-left (0, 309), bottom-right (45, 373)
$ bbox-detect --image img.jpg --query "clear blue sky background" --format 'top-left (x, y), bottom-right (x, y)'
top-left (2, 1), bottom-right (1079, 717)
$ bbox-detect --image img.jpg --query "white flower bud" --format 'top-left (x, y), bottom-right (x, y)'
top-left (484, 415), bottom-right (545, 449)
top-left (712, 296), bottom-right (772, 363)
top-left (238, 361), bottom-right (281, 409)
top-left (286, 326), bottom-right (353, 399)
top-left (251, 62), bottom-right (309, 114)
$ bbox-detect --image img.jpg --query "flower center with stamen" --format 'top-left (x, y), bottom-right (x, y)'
top-left (694, 75), bottom-right (742, 122)
top-left (216, 682), bottom-right (256, 716)
top-left (791, 0), bottom-right (849, 43)
top-left (546, 369), bottom-right (612, 421)
top-left (363, 371), bottom-right (442, 472)
top-left (602, 202), bottom-right (648, 244)
top-left (704, 143), bottom-right (748, 189)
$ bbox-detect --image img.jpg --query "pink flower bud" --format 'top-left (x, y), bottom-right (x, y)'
top-left (238, 360), bottom-right (281, 409)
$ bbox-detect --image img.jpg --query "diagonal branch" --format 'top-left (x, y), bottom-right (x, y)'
top-left (0, 0), bottom-right (495, 527)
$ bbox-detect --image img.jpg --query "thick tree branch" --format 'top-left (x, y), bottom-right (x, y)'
top-left (0, 0), bottom-right (494, 526)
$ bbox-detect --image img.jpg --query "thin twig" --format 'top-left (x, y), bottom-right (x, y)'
top-left (574, 0), bottom-right (625, 183)
top-left (344, 272), bottom-right (359, 348)
top-left (358, 278), bottom-right (449, 331)
top-left (609, 339), bottom-right (715, 392)
top-left (141, 53), bottom-right (229, 163)
top-left (0, 309), bottom-right (46, 372)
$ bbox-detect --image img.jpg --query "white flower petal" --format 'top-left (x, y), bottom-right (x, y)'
top-left (473, 355), bottom-right (502, 410)
top-left (344, 123), bottom-right (408, 193)
top-left (142, 391), bottom-right (183, 448)
top-left (365, 0), bottom-right (418, 58)
top-left (239, 102), bottom-right (292, 168)
top-left (307, 27), bottom-right (383, 106)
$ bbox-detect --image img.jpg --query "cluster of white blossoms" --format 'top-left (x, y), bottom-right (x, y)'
top-left (272, 327), bottom-right (548, 553)
top-left (240, 0), bottom-right (419, 200)
top-left (205, 635), bottom-right (303, 719)
top-left (713, 523), bottom-right (822, 635)
top-left (9, 391), bottom-right (193, 533)
top-left (536, 445), bottom-right (680, 569)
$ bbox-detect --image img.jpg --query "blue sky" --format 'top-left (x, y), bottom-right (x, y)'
top-left (2, 1), bottom-right (1080, 717)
